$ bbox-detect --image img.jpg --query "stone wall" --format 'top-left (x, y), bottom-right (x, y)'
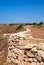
top-left (5, 30), bottom-right (44, 65)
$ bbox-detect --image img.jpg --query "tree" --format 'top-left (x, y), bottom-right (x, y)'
top-left (39, 21), bottom-right (43, 25)
top-left (33, 22), bottom-right (37, 25)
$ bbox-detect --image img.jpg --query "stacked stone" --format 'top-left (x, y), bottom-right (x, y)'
top-left (7, 31), bottom-right (44, 65)
top-left (24, 43), bottom-right (44, 65)
top-left (7, 35), bottom-right (25, 65)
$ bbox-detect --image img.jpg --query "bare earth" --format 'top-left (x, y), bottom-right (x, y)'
top-left (29, 26), bottom-right (44, 39)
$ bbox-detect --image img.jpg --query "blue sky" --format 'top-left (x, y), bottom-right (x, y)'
top-left (0, 0), bottom-right (44, 24)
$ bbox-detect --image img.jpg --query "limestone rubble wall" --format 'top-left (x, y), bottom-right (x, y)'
top-left (3, 30), bottom-right (44, 65)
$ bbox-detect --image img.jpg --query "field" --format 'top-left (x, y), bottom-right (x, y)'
top-left (30, 26), bottom-right (44, 39)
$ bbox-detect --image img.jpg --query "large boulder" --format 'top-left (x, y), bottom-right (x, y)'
top-left (31, 62), bottom-right (37, 65)
top-left (24, 58), bottom-right (33, 62)
top-left (37, 50), bottom-right (44, 61)
top-left (24, 43), bottom-right (36, 50)
top-left (27, 51), bottom-right (34, 58)
top-left (36, 43), bottom-right (44, 50)
top-left (34, 54), bottom-right (42, 62)
top-left (31, 47), bottom-right (37, 53)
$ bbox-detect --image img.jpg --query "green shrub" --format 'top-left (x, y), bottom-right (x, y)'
top-left (39, 21), bottom-right (43, 25)
top-left (16, 24), bottom-right (26, 32)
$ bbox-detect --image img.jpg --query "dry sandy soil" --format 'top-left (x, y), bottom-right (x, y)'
top-left (30, 26), bottom-right (44, 39)
top-left (25, 25), bottom-right (44, 39)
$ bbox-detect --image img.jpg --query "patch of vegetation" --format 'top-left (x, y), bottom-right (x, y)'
top-left (39, 21), bottom-right (43, 25)
top-left (2, 36), bottom-right (8, 47)
top-left (0, 35), bottom-right (8, 48)
top-left (32, 21), bottom-right (44, 28)
top-left (9, 23), bottom-right (15, 26)
top-left (0, 61), bottom-right (3, 65)
top-left (16, 24), bottom-right (26, 32)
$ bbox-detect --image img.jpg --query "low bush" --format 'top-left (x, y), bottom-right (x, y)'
top-left (16, 24), bottom-right (26, 32)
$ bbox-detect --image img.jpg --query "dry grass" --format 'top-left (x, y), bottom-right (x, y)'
top-left (0, 35), bottom-right (8, 65)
